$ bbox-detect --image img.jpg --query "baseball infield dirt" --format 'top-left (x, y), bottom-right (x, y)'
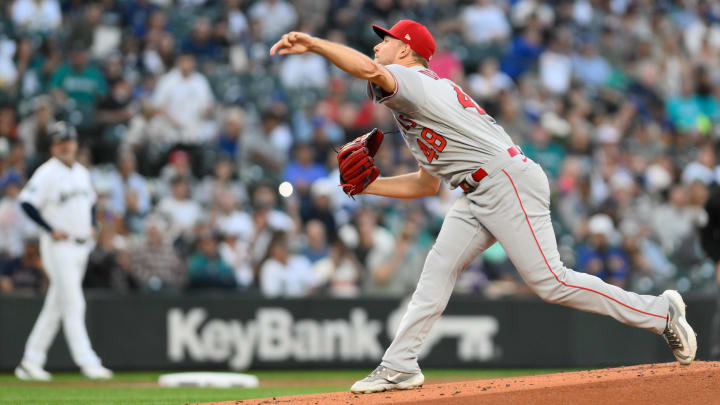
top-left (204, 361), bottom-right (720, 405)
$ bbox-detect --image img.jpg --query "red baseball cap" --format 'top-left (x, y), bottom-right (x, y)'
top-left (372, 19), bottom-right (436, 61)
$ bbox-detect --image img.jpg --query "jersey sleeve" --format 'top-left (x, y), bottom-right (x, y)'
top-left (18, 167), bottom-right (51, 207)
top-left (367, 64), bottom-right (425, 113)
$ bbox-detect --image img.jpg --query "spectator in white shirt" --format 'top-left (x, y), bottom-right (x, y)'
top-left (651, 184), bottom-right (707, 255)
top-left (243, 110), bottom-right (293, 175)
top-left (105, 152), bottom-right (150, 218)
top-left (155, 176), bottom-right (202, 237)
top-left (218, 230), bottom-right (254, 289)
top-left (11, 0), bottom-right (62, 34)
top-left (280, 54), bottom-right (329, 90)
top-left (225, 0), bottom-right (249, 41)
top-left (461, 0), bottom-right (511, 45)
top-left (312, 239), bottom-right (361, 298)
top-left (150, 53), bottom-right (214, 146)
top-left (213, 189), bottom-right (253, 242)
top-left (17, 96), bottom-right (55, 160)
top-left (468, 58), bottom-right (513, 102)
top-left (0, 39), bottom-right (17, 90)
top-left (216, 193), bottom-right (254, 290)
top-left (157, 150), bottom-right (196, 195)
top-left (195, 158), bottom-right (247, 209)
top-left (248, 0), bottom-right (298, 43)
top-left (248, 183), bottom-right (296, 265)
top-left (511, 0), bottom-right (554, 28)
top-left (683, 14), bottom-right (720, 58)
top-left (260, 232), bottom-right (316, 297)
top-left (539, 33), bottom-right (573, 94)
top-left (0, 175), bottom-right (38, 259)
top-left (682, 142), bottom-right (719, 185)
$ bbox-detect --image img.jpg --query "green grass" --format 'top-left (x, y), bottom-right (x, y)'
top-left (0, 368), bottom-right (576, 405)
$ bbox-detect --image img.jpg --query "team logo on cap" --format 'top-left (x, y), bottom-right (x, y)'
top-left (405, 34), bottom-right (411, 41)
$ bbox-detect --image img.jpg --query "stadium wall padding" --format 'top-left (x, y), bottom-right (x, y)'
top-left (0, 294), bottom-right (716, 370)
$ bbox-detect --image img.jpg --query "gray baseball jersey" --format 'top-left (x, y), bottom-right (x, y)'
top-left (368, 64), bottom-right (514, 188)
top-left (368, 64), bottom-right (672, 374)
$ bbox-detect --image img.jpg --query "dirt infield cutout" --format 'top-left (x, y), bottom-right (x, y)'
top-left (203, 361), bottom-right (720, 405)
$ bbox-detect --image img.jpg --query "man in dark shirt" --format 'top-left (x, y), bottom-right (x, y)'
top-left (0, 239), bottom-right (45, 296)
top-left (702, 183), bottom-right (720, 359)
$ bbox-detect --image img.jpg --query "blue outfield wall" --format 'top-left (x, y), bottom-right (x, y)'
top-left (0, 294), bottom-right (716, 371)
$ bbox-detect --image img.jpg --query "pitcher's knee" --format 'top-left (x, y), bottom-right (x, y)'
top-left (528, 267), bottom-right (573, 304)
top-left (533, 285), bottom-right (562, 304)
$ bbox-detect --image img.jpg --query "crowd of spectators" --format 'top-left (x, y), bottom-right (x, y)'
top-left (0, 0), bottom-right (719, 299)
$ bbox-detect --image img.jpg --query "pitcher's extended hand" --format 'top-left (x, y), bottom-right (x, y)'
top-left (270, 32), bottom-right (314, 56)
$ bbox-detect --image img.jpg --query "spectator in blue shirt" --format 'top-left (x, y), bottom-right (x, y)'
top-left (500, 27), bottom-right (544, 80)
top-left (123, 0), bottom-right (159, 38)
top-left (216, 107), bottom-right (246, 159)
top-left (576, 214), bottom-right (630, 288)
top-left (283, 142), bottom-right (328, 196)
top-left (301, 220), bottom-right (329, 264)
top-left (181, 17), bottom-right (221, 64)
top-left (572, 41), bottom-right (611, 88)
top-left (105, 151), bottom-right (150, 232)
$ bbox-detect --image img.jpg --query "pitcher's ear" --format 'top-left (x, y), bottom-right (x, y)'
top-left (402, 43), bottom-right (413, 58)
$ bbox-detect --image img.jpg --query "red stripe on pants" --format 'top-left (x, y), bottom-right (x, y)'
top-left (501, 169), bottom-right (668, 321)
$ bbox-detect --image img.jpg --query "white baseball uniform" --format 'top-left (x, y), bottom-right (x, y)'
top-left (369, 64), bottom-right (670, 373)
top-left (18, 157), bottom-right (104, 369)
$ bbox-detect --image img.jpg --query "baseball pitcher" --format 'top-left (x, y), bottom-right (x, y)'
top-left (271, 20), bottom-right (696, 394)
top-left (15, 122), bottom-right (113, 380)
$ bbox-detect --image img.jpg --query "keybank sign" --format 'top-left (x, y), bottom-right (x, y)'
top-left (167, 308), bottom-right (383, 369)
top-left (167, 305), bottom-right (499, 369)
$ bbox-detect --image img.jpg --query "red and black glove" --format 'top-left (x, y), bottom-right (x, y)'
top-left (337, 128), bottom-right (384, 196)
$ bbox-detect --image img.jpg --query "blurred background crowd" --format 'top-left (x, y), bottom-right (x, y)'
top-left (0, 0), bottom-right (719, 300)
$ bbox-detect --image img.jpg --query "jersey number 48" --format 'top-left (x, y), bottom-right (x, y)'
top-left (416, 128), bottom-right (446, 163)
top-left (397, 114), bottom-right (447, 164)
top-left (398, 85), bottom-right (485, 164)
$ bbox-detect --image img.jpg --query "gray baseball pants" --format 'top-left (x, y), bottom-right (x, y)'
top-left (381, 154), bottom-right (669, 374)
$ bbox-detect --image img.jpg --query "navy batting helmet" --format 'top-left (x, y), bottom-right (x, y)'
top-left (49, 121), bottom-right (78, 143)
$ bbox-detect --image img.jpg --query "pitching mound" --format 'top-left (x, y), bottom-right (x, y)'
top-left (205, 361), bottom-right (720, 405)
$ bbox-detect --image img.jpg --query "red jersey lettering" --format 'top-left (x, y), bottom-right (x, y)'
top-left (396, 114), bottom-right (417, 131)
top-left (421, 128), bottom-right (446, 151)
top-left (417, 138), bottom-right (439, 163)
top-left (452, 84), bottom-right (486, 115)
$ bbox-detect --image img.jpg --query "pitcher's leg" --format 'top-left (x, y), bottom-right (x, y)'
top-left (477, 164), bottom-right (668, 334)
top-left (381, 197), bottom-right (496, 373)
top-left (510, 208), bottom-right (667, 333)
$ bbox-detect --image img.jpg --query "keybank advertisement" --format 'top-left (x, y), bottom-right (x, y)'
top-left (166, 301), bottom-right (500, 370)
top-left (1, 295), bottom-right (698, 370)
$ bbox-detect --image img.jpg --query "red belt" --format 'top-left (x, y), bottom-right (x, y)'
top-left (459, 146), bottom-right (523, 193)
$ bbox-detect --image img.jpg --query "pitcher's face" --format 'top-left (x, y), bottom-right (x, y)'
top-left (373, 36), bottom-right (405, 65)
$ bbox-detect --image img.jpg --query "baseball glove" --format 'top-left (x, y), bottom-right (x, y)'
top-left (337, 128), bottom-right (384, 196)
